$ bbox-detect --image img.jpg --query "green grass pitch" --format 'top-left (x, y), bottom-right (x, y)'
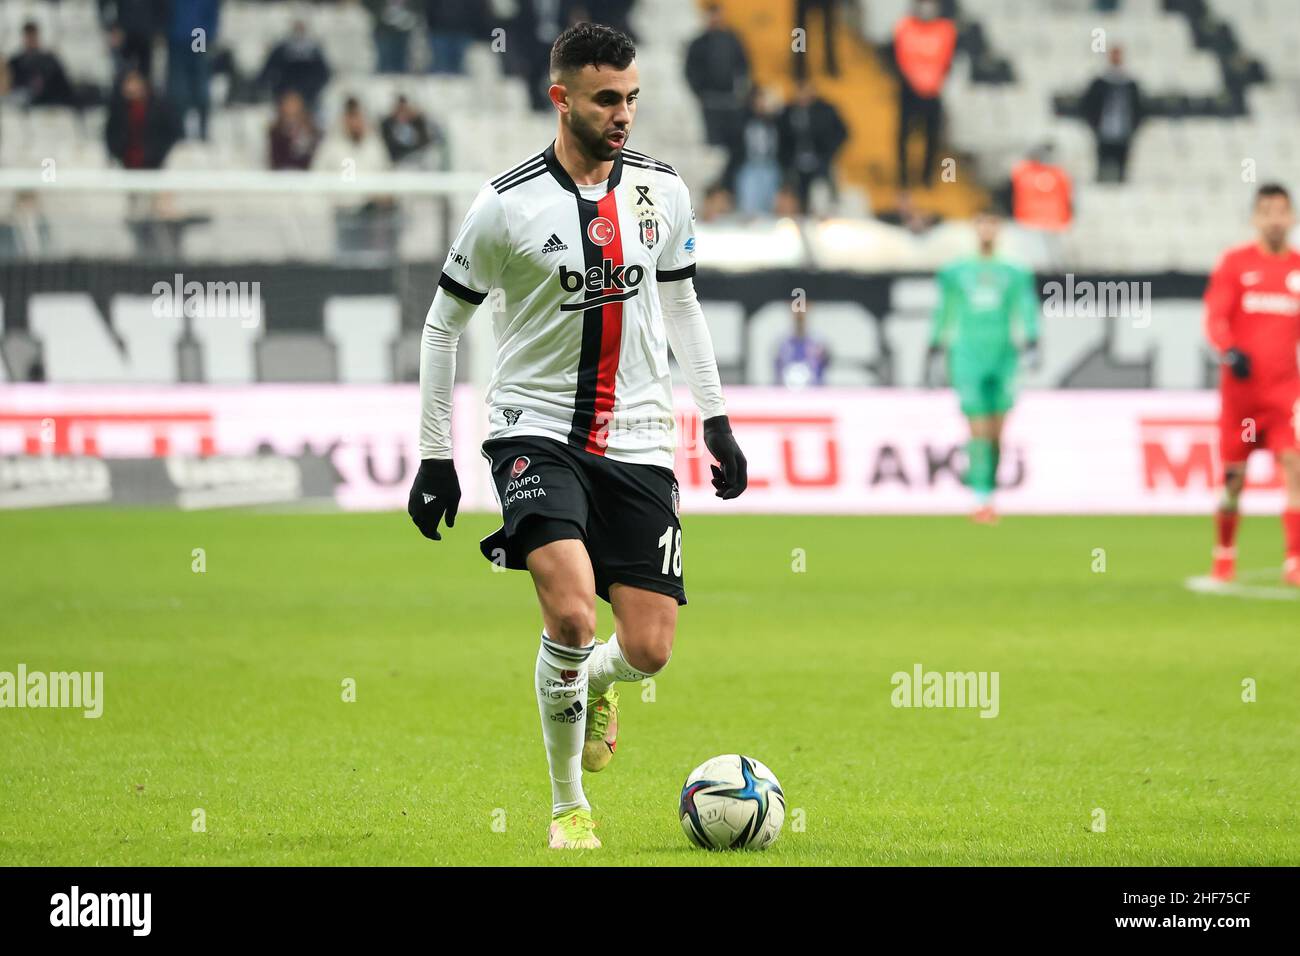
top-left (1, 508), bottom-right (1296, 866)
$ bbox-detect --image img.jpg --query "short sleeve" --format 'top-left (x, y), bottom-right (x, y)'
top-left (655, 178), bottom-right (697, 282)
top-left (438, 184), bottom-right (508, 305)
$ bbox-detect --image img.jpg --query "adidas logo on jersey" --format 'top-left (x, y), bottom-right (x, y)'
top-left (541, 233), bottom-right (568, 254)
top-left (550, 701), bottom-right (585, 723)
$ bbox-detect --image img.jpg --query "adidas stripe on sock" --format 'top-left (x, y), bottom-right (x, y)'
top-left (536, 631), bottom-right (594, 816)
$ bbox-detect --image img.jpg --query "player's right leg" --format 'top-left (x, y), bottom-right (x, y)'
top-left (951, 354), bottom-right (1000, 521)
top-left (1214, 463), bottom-right (1246, 582)
top-left (1214, 395), bottom-right (1251, 582)
top-left (524, 533), bottom-right (603, 848)
top-left (478, 438), bottom-right (601, 848)
top-left (966, 413), bottom-right (998, 522)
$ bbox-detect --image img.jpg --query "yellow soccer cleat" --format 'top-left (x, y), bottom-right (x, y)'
top-left (583, 684), bottom-right (619, 773)
top-left (548, 808), bottom-right (601, 849)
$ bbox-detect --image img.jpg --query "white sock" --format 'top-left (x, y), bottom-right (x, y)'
top-left (588, 632), bottom-right (654, 698)
top-left (536, 630), bottom-right (593, 817)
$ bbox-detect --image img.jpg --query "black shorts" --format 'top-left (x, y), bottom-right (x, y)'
top-left (479, 435), bottom-right (686, 606)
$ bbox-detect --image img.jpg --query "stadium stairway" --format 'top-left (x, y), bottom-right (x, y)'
top-left (707, 0), bottom-right (987, 219)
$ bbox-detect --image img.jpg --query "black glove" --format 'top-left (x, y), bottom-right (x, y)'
top-left (1222, 348), bottom-right (1251, 381)
top-left (925, 344), bottom-right (946, 386)
top-left (408, 458), bottom-right (461, 541)
top-left (703, 415), bottom-right (747, 500)
top-left (1022, 340), bottom-right (1042, 372)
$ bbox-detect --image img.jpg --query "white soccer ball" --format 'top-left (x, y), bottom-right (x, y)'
top-left (679, 754), bottom-right (785, 850)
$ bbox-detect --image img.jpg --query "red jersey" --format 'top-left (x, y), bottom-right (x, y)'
top-left (1204, 242), bottom-right (1300, 389)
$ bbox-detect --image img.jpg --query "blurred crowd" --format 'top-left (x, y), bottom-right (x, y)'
top-left (0, 0), bottom-right (1147, 226)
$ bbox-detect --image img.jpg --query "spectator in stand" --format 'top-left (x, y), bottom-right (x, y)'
top-left (685, 4), bottom-right (750, 150)
top-left (259, 20), bottom-right (331, 114)
top-left (268, 89), bottom-right (321, 170)
top-left (167, 0), bottom-right (220, 139)
top-left (1008, 143), bottom-right (1073, 232)
top-left (314, 96), bottom-right (391, 175)
top-left (365, 0), bottom-right (420, 75)
top-left (699, 183), bottom-right (736, 223)
top-left (792, 0), bottom-right (839, 80)
top-left (313, 97), bottom-right (396, 258)
top-left (584, 0), bottom-right (636, 39)
top-left (775, 308), bottom-right (831, 388)
top-left (776, 79), bottom-right (847, 215)
top-left (893, 0), bottom-right (957, 191)
top-left (106, 67), bottom-right (180, 169)
top-left (732, 87), bottom-right (782, 217)
top-left (5, 22), bottom-right (77, 107)
top-left (1081, 45), bottom-right (1143, 183)
top-left (100, 0), bottom-right (162, 83)
top-left (381, 94), bottom-right (447, 169)
top-left (426, 0), bottom-right (486, 75)
top-left (510, 0), bottom-right (577, 112)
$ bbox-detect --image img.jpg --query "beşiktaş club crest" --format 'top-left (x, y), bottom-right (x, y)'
top-left (638, 210), bottom-right (659, 250)
top-left (511, 456), bottom-right (531, 479)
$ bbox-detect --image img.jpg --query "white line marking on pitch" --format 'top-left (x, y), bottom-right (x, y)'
top-left (1185, 569), bottom-right (1300, 602)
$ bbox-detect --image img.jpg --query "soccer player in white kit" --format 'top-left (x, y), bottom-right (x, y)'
top-left (407, 22), bottom-right (748, 849)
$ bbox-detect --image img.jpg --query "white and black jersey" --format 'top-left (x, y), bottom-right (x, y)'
top-left (436, 142), bottom-right (706, 470)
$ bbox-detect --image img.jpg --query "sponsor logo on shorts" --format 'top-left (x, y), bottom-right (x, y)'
top-left (671, 482), bottom-right (680, 516)
top-left (504, 461), bottom-right (545, 507)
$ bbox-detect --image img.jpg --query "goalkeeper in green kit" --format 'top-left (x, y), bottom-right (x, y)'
top-left (927, 211), bottom-right (1040, 523)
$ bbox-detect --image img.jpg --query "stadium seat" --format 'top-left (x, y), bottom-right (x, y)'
top-left (256, 333), bottom-right (338, 382)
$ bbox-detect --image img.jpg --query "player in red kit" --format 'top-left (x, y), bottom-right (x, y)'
top-left (1203, 183), bottom-right (1300, 586)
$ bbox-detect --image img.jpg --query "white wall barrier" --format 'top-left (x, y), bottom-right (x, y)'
top-left (0, 385), bottom-right (1287, 514)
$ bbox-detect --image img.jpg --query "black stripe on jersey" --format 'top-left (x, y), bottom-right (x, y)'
top-left (491, 154), bottom-right (544, 189)
top-left (622, 149), bottom-right (677, 175)
top-left (567, 196), bottom-right (607, 449)
top-left (558, 289), bottom-right (640, 311)
top-left (656, 264), bottom-right (696, 282)
top-left (494, 162), bottom-right (546, 194)
top-left (622, 157), bottom-right (679, 178)
top-left (438, 271), bottom-right (488, 305)
top-left (497, 167), bottom-right (547, 193)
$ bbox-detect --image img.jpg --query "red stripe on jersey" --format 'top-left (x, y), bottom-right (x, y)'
top-left (586, 190), bottom-right (625, 455)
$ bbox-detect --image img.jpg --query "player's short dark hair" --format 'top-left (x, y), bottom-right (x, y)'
top-left (1255, 182), bottom-right (1291, 207)
top-left (549, 22), bottom-right (636, 82)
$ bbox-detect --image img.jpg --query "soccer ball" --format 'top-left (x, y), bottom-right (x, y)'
top-left (679, 754), bottom-right (785, 850)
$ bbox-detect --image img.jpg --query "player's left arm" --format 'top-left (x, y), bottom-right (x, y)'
top-left (1017, 265), bottom-right (1042, 369)
top-left (656, 178), bottom-right (746, 499)
top-left (926, 266), bottom-right (952, 385)
top-left (1204, 252), bottom-right (1249, 379)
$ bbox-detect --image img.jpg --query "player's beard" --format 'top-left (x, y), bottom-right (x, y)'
top-left (566, 109), bottom-right (625, 164)
top-left (1262, 228), bottom-right (1289, 253)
